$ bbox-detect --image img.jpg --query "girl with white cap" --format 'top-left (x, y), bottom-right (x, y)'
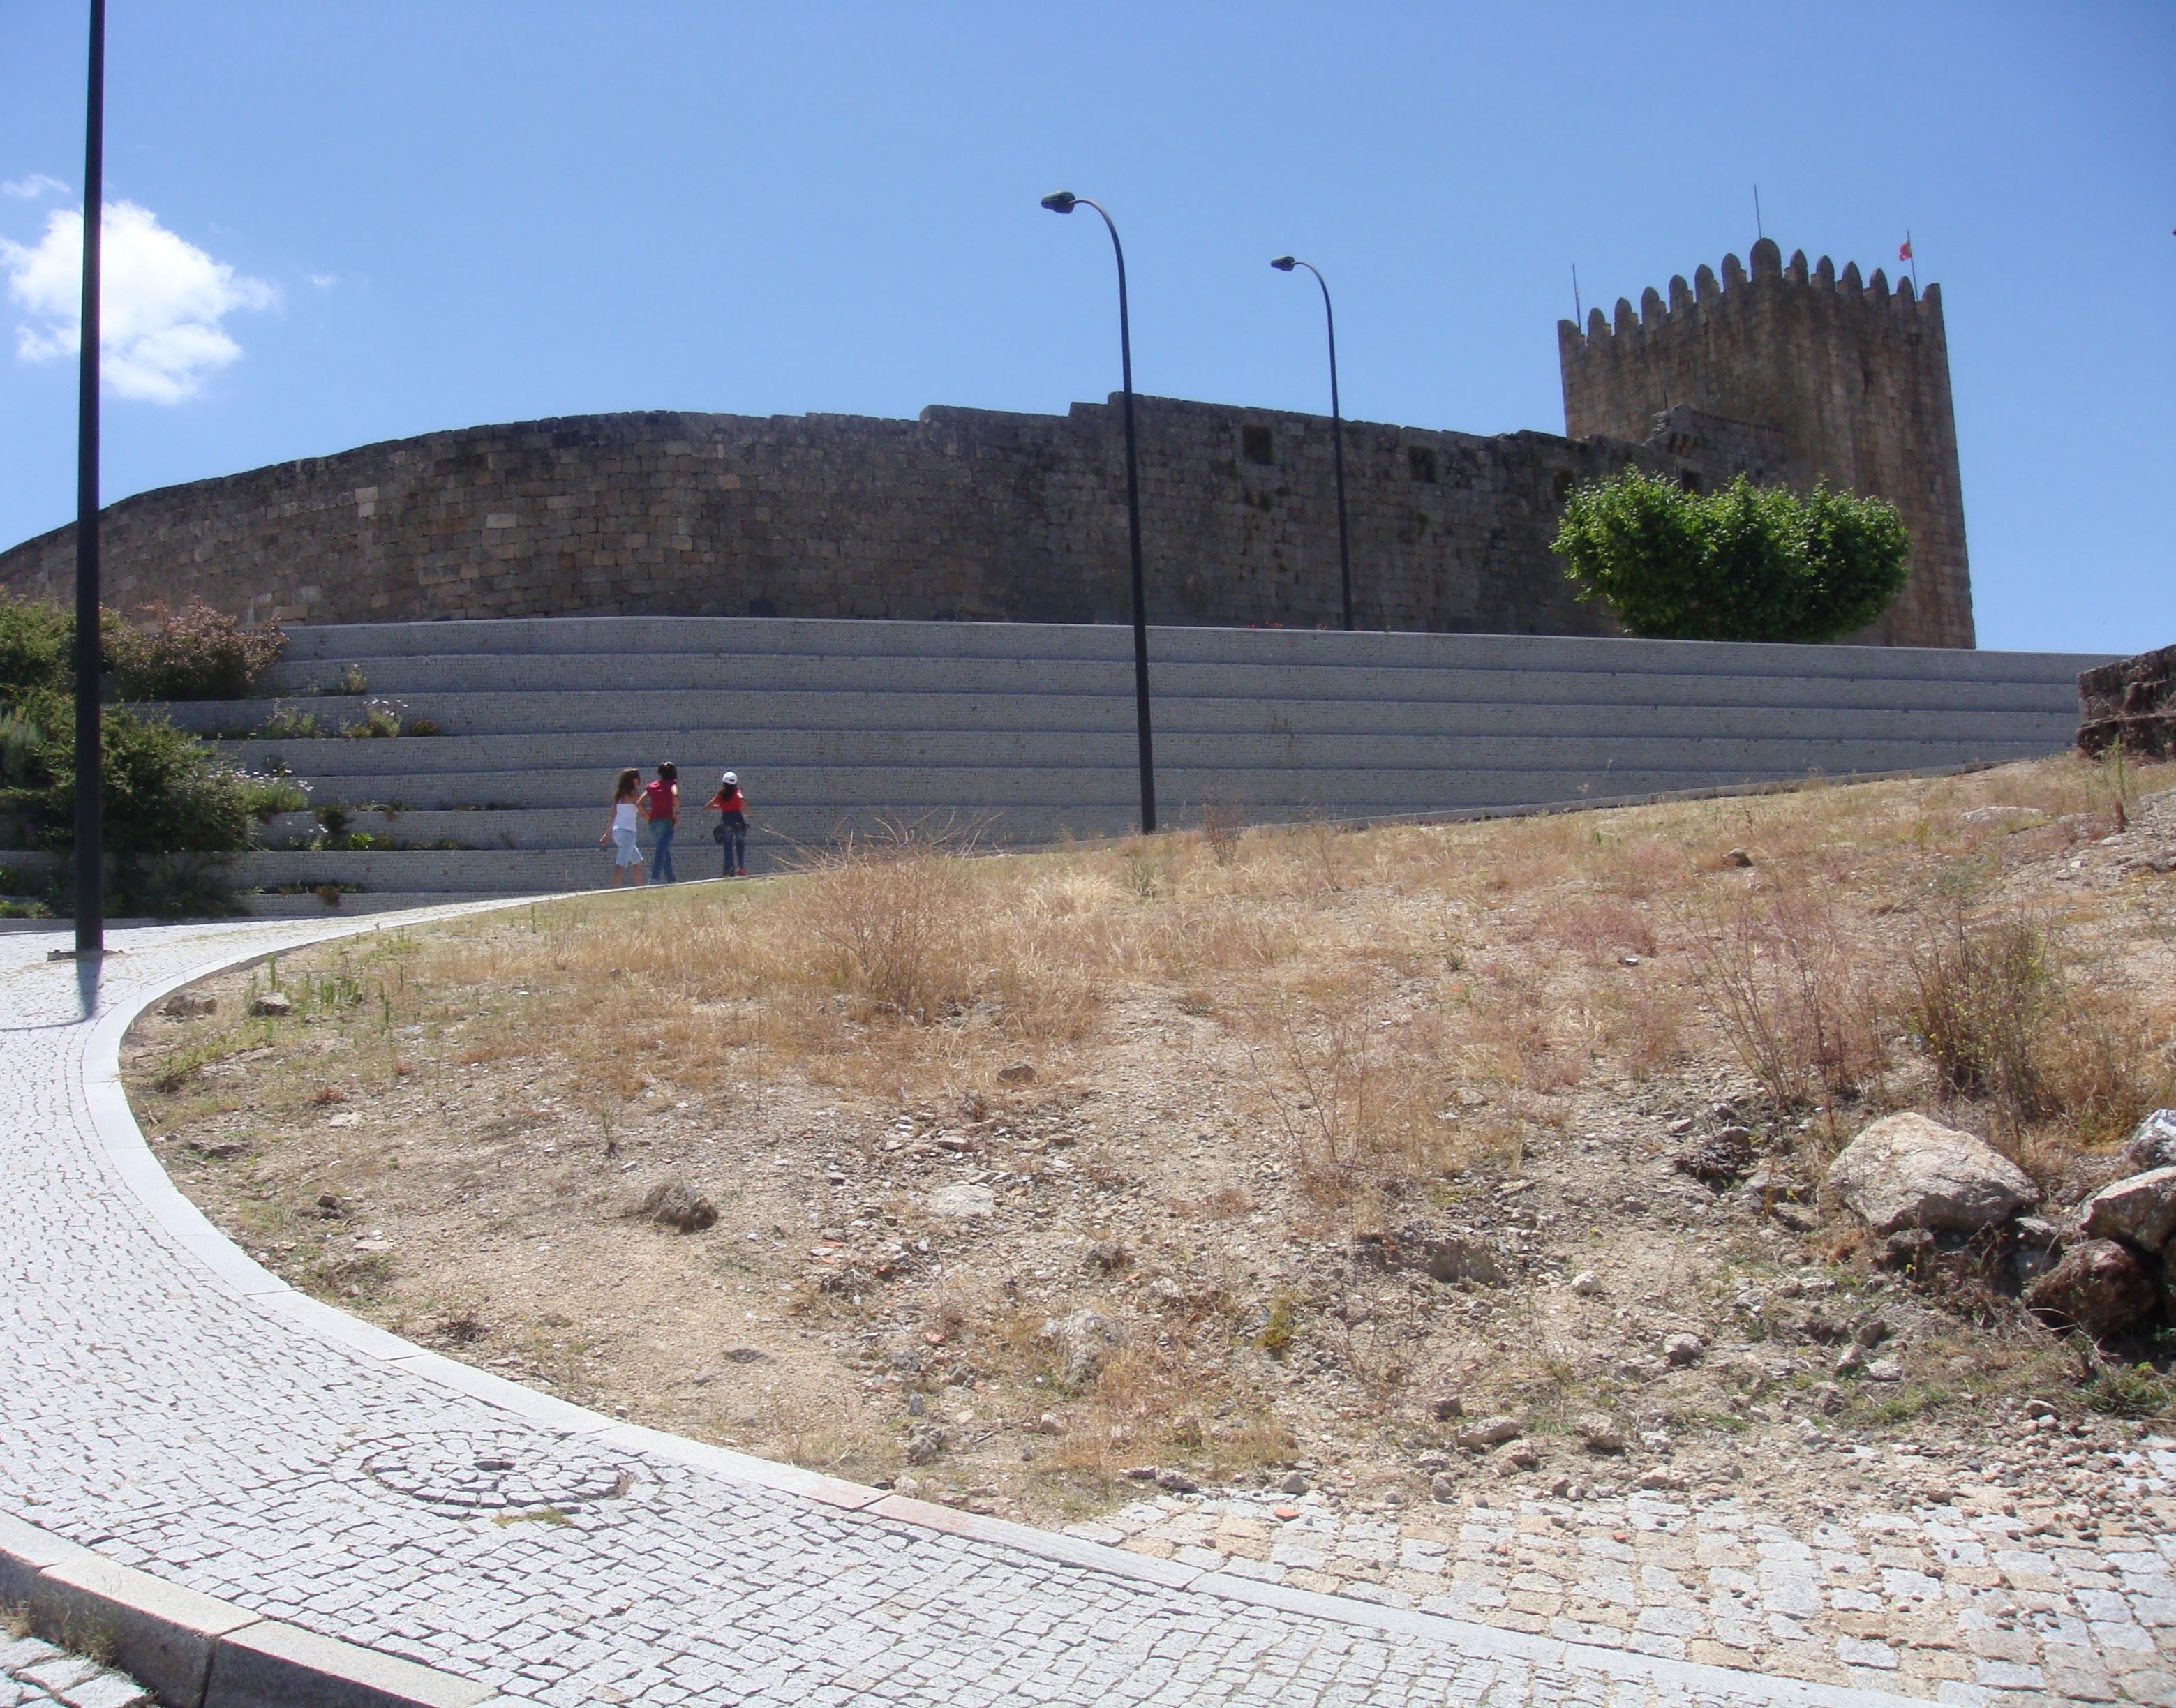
top-left (706, 770), bottom-right (748, 877)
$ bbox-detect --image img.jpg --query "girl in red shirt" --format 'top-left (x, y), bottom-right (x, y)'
top-left (706, 771), bottom-right (747, 877)
top-left (643, 762), bottom-right (679, 883)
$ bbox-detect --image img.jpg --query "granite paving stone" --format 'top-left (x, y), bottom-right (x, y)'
top-left (0, 908), bottom-right (2156, 1703)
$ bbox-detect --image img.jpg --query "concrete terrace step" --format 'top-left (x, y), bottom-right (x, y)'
top-left (166, 615), bottom-right (2101, 905)
top-left (210, 729), bottom-right (2069, 785)
top-left (274, 613), bottom-right (2101, 684)
top-left (221, 765), bottom-right (2002, 866)
top-left (169, 683), bottom-right (2082, 737)
top-left (253, 654), bottom-right (2095, 708)
top-left (238, 760), bottom-right (2032, 836)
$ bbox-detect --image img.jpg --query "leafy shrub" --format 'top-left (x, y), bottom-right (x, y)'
top-left (341, 699), bottom-right (407, 739)
top-left (16, 695), bottom-right (255, 854)
top-left (1, 596), bottom-right (262, 872)
top-left (0, 862), bottom-right (54, 917)
top-left (255, 703), bottom-right (325, 740)
top-left (110, 853), bottom-right (241, 917)
top-left (1553, 471), bottom-right (1910, 643)
top-left (107, 599), bottom-right (284, 701)
top-left (403, 716), bottom-right (441, 737)
top-left (2, 849), bottom-right (237, 919)
top-left (237, 771), bottom-right (311, 823)
top-left (0, 590), bottom-right (81, 698)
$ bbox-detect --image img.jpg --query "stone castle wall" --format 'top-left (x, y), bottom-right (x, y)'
top-left (1, 241), bottom-right (1976, 645)
top-left (0, 399), bottom-right (1674, 636)
top-left (1559, 237), bottom-right (1974, 648)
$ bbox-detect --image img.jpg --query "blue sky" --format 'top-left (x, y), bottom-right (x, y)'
top-left (1, 2), bottom-right (2169, 654)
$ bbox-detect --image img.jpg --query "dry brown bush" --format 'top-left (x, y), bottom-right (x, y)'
top-left (787, 825), bottom-right (985, 1021)
top-left (1237, 999), bottom-right (1456, 1201)
top-left (1199, 800), bottom-right (1243, 865)
top-left (1909, 911), bottom-right (2168, 1148)
top-left (1541, 897), bottom-right (1660, 962)
top-left (1686, 878), bottom-right (1889, 1117)
top-left (1593, 980), bottom-right (1692, 1079)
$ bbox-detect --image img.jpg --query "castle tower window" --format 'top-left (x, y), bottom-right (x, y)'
top-left (1242, 424), bottom-right (1275, 466)
top-left (1407, 445), bottom-right (1438, 484)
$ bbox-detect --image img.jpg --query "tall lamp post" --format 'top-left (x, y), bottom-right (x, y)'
top-left (73, 0), bottom-right (107, 957)
top-left (1270, 256), bottom-right (1352, 631)
top-left (1041, 190), bottom-right (1156, 836)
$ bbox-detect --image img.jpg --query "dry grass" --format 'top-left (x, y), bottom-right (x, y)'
top-left (197, 751), bottom-right (2175, 1184)
top-left (124, 752), bottom-right (2176, 1522)
top-left (1686, 877), bottom-right (1891, 1130)
top-left (1907, 910), bottom-right (2159, 1149)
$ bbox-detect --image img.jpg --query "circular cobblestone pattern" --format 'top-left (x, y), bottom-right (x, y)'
top-left (355, 1430), bottom-right (632, 1512)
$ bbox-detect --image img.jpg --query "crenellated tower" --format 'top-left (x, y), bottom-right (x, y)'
top-left (1558, 237), bottom-right (1974, 648)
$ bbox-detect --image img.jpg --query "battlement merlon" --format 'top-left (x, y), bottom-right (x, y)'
top-left (1558, 239), bottom-right (1944, 366)
top-left (1553, 235), bottom-right (1974, 650)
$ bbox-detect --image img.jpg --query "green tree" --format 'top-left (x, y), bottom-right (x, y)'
top-left (1553, 470), bottom-right (1911, 643)
top-left (0, 592), bottom-right (262, 912)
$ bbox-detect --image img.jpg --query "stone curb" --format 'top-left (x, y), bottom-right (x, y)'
top-left (61, 902), bottom-right (1932, 1708)
top-left (0, 1513), bottom-right (508, 1708)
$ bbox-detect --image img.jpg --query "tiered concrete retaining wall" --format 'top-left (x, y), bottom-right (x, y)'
top-left (134, 616), bottom-right (2103, 911)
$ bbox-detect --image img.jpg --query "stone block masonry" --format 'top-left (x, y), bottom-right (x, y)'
top-left (2078, 642), bottom-right (2176, 758)
top-left (0, 398), bottom-right (1663, 637)
top-left (1560, 238), bottom-right (1975, 650)
top-left (0, 241), bottom-right (1978, 648)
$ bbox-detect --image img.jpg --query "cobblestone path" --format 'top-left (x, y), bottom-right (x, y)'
top-left (0, 913), bottom-right (1959, 1706)
top-left (1, 1635), bottom-right (149, 1708)
top-left (1078, 1483), bottom-right (2176, 1703)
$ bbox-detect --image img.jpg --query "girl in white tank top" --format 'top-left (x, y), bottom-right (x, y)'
top-left (599, 767), bottom-right (647, 886)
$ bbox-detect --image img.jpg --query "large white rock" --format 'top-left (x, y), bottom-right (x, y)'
top-left (2123, 1109), bottom-right (2176, 1174)
top-left (926, 1181), bottom-right (996, 1220)
top-left (1826, 1113), bottom-right (2039, 1236)
top-left (1038, 1308), bottom-right (1127, 1386)
top-left (2082, 1166), bottom-right (2176, 1250)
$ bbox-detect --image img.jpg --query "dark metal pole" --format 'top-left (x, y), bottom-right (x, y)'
top-left (74, 0), bottom-right (105, 955)
top-left (1316, 267), bottom-right (1352, 632)
top-left (1044, 192), bottom-right (1155, 834)
top-left (1274, 257), bottom-right (1352, 629)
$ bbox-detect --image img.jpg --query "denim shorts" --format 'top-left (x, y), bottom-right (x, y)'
top-left (611, 826), bottom-right (642, 866)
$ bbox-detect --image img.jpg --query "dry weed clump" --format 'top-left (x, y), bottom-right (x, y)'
top-left (787, 827), bottom-right (986, 1021)
top-left (1540, 897), bottom-right (1660, 963)
top-left (1198, 800), bottom-right (1243, 865)
top-left (1909, 911), bottom-right (2167, 1151)
top-left (1685, 877), bottom-right (1891, 1121)
top-left (1237, 1000), bottom-right (1459, 1203)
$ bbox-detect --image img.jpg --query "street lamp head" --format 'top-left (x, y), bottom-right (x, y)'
top-left (1270, 255), bottom-right (1297, 271)
top-left (1040, 190), bottom-right (1078, 214)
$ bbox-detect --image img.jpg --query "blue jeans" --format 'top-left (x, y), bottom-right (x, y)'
top-left (720, 818), bottom-right (746, 874)
top-left (650, 818), bottom-right (677, 883)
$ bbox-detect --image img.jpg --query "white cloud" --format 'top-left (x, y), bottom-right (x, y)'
top-left (308, 271), bottom-right (339, 290)
top-left (1, 174), bottom-right (69, 200)
top-left (0, 200), bottom-right (278, 403)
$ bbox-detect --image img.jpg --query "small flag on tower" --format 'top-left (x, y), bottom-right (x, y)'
top-left (1898, 237), bottom-right (1913, 262)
